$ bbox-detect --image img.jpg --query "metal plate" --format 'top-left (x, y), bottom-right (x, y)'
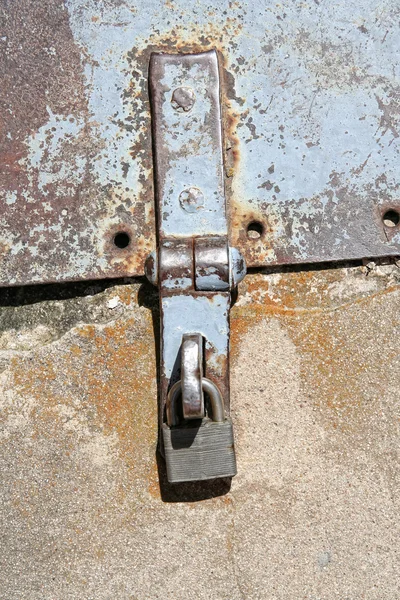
top-left (1, 1), bottom-right (399, 286)
top-left (149, 51), bottom-right (227, 239)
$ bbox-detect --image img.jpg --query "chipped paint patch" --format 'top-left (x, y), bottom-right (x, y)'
top-left (23, 107), bottom-right (86, 196)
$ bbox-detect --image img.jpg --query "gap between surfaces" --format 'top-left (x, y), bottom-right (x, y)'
top-left (0, 255), bottom-right (399, 308)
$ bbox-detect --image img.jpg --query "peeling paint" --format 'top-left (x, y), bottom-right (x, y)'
top-left (23, 107), bottom-right (86, 196)
top-left (1, 0), bottom-right (399, 286)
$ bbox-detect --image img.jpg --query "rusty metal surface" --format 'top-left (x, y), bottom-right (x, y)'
top-left (1, 1), bottom-right (400, 287)
top-left (149, 50), bottom-right (226, 237)
top-left (0, 0), bottom-right (154, 287)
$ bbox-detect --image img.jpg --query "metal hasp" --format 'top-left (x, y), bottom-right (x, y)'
top-left (146, 50), bottom-right (246, 483)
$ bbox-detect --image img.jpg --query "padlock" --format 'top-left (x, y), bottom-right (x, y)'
top-left (162, 377), bottom-right (237, 483)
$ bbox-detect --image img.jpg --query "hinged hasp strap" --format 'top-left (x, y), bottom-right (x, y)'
top-left (145, 50), bottom-right (245, 483)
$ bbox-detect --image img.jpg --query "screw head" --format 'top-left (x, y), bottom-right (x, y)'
top-left (171, 87), bottom-right (196, 112)
top-left (179, 187), bottom-right (205, 213)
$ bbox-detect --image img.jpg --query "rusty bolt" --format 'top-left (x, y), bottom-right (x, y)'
top-left (179, 187), bottom-right (205, 213)
top-left (171, 87), bottom-right (196, 112)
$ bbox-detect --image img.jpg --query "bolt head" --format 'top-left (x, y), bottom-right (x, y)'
top-left (171, 87), bottom-right (196, 112)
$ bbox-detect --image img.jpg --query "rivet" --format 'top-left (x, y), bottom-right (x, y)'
top-left (171, 87), bottom-right (196, 112)
top-left (179, 187), bottom-right (204, 213)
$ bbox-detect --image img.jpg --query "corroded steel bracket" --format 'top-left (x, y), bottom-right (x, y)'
top-left (146, 50), bottom-right (245, 482)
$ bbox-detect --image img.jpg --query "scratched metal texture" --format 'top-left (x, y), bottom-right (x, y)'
top-left (1, 0), bottom-right (399, 286)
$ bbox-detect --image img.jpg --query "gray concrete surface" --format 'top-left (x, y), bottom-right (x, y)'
top-left (0, 262), bottom-right (399, 599)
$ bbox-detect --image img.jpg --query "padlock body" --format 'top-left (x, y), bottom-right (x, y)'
top-left (162, 418), bottom-right (237, 483)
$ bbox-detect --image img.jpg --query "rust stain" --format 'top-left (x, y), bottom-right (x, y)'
top-left (232, 269), bottom-right (400, 435)
top-left (114, 286), bottom-right (137, 306)
top-left (0, 0), bottom-right (158, 286)
top-left (147, 462), bottom-right (162, 499)
top-left (3, 263), bottom-right (399, 508)
top-left (69, 344), bottom-right (83, 356)
top-left (9, 311), bottom-right (159, 496)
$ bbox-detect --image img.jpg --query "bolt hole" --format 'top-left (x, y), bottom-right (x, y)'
top-left (382, 209), bottom-right (400, 228)
top-left (113, 232), bottom-right (131, 249)
top-left (247, 221), bottom-right (264, 240)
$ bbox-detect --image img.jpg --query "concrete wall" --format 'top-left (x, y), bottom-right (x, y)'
top-left (1, 261), bottom-right (399, 599)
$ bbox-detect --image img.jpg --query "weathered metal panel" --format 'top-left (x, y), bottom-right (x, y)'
top-left (0, 0), bottom-right (155, 286)
top-left (1, 0), bottom-right (399, 286)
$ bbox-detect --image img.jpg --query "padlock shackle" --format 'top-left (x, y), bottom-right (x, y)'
top-left (166, 378), bottom-right (225, 427)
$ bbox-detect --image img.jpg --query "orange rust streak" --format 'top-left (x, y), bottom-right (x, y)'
top-left (10, 312), bottom-right (159, 498)
top-left (232, 272), bottom-right (400, 435)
